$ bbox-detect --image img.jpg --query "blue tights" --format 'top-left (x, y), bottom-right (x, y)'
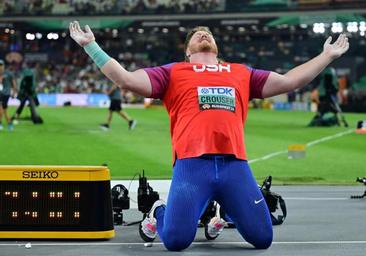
top-left (154, 155), bottom-right (273, 251)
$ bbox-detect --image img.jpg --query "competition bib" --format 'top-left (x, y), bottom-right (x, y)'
top-left (0, 83), bottom-right (3, 92)
top-left (198, 86), bottom-right (235, 113)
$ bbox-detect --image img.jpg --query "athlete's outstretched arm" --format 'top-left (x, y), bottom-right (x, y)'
top-left (69, 21), bottom-right (152, 97)
top-left (262, 34), bottom-right (349, 98)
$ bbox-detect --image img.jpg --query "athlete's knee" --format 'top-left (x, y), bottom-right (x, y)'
top-left (163, 236), bottom-right (193, 251)
top-left (254, 232), bottom-right (273, 249)
top-left (247, 228), bottom-right (273, 249)
top-left (162, 228), bottom-right (195, 251)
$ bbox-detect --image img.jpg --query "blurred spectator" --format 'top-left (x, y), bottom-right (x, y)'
top-left (0, 59), bottom-right (17, 131)
top-left (0, 0), bottom-right (225, 15)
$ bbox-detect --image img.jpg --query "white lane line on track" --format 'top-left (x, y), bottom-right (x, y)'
top-left (306, 129), bottom-right (354, 147)
top-left (284, 197), bottom-right (349, 200)
top-left (1, 241), bottom-right (366, 246)
top-left (248, 150), bottom-right (287, 164)
top-left (248, 129), bottom-right (354, 164)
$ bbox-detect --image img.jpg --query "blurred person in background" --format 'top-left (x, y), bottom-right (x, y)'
top-left (12, 67), bottom-right (43, 124)
top-left (0, 59), bottom-right (17, 131)
top-left (70, 21), bottom-right (349, 251)
top-left (309, 67), bottom-right (348, 127)
top-left (100, 83), bottom-right (137, 131)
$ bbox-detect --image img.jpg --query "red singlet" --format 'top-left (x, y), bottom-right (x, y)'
top-left (144, 62), bottom-right (270, 163)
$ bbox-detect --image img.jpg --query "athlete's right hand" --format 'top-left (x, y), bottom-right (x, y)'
top-left (69, 21), bottom-right (95, 47)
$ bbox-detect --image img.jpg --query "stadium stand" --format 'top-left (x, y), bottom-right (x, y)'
top-left (0, 0), bottom-right (365, 110)
top-left (0, 0), bottom-right (365, 15)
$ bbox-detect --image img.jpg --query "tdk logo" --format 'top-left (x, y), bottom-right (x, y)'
top-left (193, 64), bottom-right (231, 73)
top-left (200, 87), bottom-right (233, 96)
top-left (22, 171), bottom-right (59, 179)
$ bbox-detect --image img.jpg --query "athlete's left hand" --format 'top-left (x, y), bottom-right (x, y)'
top-left (69, 21), bottom-right (95, 47)
top-left (322, 33), bottom-right (349, 60)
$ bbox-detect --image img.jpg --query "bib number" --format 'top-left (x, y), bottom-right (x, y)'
top-left (198, 86), bottom-right (236, 113)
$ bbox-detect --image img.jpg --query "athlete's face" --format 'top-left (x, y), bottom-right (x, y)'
top-left (186, 30), bottom-right (218, 57)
